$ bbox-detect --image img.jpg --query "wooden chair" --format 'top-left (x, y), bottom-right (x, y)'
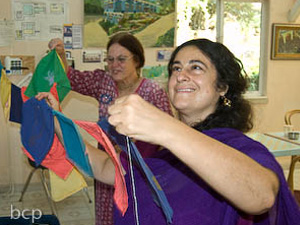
top-left (285, 110), bottom-right (300, 192)
top-left (284, 109), bottom-right (300, 126)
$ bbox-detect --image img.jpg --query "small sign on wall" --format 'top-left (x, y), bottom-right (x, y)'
top-left (82, 49), bottom-right (103, 63)
top-left (156, 50), bottom-right (172, 62)
top-left (63, 24), bottom-right (83, 49)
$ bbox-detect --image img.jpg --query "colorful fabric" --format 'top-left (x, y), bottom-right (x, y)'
top-left (25, 50), bottom-right (70, 102)
top-left (75, 120), bottom-right (128, 216)
top-left (22, 134), bottom-right (73, 179)
top-left (67, 67), bottom-right (173, 225)
top-left (9, 83), bottom-right (23, 123)
top-left (20, 87), bottom-right (126, 209)
top-left (49, 168), bottom-right (88, 202)
top-left (20, 85), bottom-right (73, 179)
top-left (21, 97), bottom-right (54, 166)
top-left (0, 69), bottom-right (12, 121)
top-left (53, 110), bottom-right (93, 177)
top-left (114, 128), bottom-right (300, 225)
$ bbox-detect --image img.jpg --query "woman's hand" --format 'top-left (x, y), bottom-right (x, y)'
top-left (35, 92), bottom-right (60, 111)
top-left (108, 94), bottom-right (176, 145)
top-left (48, 38), bottom-right (69, 73)
top-left (48, 38), bottom-right (65, 58)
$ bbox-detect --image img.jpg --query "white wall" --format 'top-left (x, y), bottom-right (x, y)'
top-left (252, 0), bottom-right (300, 132)
top-left (0, 0), bottom-right (300, 188)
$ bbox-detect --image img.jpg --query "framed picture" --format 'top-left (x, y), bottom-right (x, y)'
top-left (271, 24), bottom-right (300, 60)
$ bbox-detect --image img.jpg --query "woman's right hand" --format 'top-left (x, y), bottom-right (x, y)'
top-left (48, 38), bottom-right (69, 73)
top-left (48, 38), bottom-right (66, 59)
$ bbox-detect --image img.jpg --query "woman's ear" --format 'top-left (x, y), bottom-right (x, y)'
top-left (219, 85), bottom-right (229, 97)
top-left (219, 85), bottom-right (231, 107)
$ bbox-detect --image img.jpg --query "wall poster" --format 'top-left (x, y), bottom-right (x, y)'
top-left (83, 0), bottom-right (175, 48)
top-left (12, 0), bottom-right (68, 41)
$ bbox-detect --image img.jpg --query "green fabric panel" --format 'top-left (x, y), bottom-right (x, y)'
top-left (25, 50), bottom-right (70, 102)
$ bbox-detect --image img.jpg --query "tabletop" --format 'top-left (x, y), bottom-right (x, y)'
top-left (247, 132), bottom-right (300, 157)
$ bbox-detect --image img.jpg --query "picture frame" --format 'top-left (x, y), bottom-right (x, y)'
top-left (271, 23), bottom-right (300, 60)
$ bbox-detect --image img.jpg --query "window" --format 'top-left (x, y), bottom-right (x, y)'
top-left (176, 0), bottom-right (267, 96)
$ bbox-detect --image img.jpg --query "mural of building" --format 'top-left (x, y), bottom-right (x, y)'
top-left (103, 0), bottom-right (160, 24)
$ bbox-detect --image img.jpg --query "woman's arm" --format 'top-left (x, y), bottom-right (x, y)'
top-left (84, 141), bottom-right (118, 185)
top-left (108, 94), bottom-right (279, 215)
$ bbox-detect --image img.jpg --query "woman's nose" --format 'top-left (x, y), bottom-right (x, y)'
top-left (176, 69), bottom-right (190, 82)
top-left (110, 59), bottom-right (119, 67)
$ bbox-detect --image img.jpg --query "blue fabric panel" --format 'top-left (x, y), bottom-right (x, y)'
top-left (21, 98), bottom-right (54, 166)
top-left (53, 110), bottom-right (93, 177)
top-left (9, 83), bottom-right (23, 124)
top-left (0, 60), bottom-right (3, 79)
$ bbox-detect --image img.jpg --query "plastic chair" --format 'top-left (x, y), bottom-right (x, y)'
top-left (19, 158), bottom-right (93, 217)
top-left (284, 109), bottom-right (300, 192)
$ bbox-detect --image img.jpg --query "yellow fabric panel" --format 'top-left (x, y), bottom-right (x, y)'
top-left (49, 167), bottom-right (88, 202)
top-left (0, 69), bottom-right (12, 120)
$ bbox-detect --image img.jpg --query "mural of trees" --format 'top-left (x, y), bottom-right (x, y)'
top-left (84, 0), bottom-right (175, 48)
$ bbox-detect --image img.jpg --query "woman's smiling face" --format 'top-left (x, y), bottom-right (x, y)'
top-left (168, 45), bottom-right (225, 124)
top-left (106, 43), bottom-right (138, 83)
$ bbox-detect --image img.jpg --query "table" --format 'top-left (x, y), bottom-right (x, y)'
top-left (247, 132), bottom-right (300, 157)
top-left (247, 132), bottom-right (300, 191)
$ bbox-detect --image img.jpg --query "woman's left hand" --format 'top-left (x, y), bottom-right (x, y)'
top-left (35, 92), bottom-right (60, 111)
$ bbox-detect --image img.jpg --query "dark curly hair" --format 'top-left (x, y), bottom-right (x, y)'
top-left (168, 39), bottom-right (253, 133)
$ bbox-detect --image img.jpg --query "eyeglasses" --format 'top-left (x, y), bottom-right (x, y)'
top-left (104, 55), bottom-right (133, 64)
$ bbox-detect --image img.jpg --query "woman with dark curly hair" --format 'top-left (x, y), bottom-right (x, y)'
top-left (167, 38), bottom-right (253, 133)
top-left (41, 38), bottom-right (300, 224)
top-left (107, 38), bottom-right (300, 224)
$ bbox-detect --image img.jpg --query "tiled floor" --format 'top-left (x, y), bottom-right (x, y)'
top-left (0, 181), bottom-right (95, 225)
top-left (0, 156), bottom-right (300, 225)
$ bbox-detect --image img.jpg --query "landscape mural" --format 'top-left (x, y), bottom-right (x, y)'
top-left (84, 0), bottom-right (175, 48)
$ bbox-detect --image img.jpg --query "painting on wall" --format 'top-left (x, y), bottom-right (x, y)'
top-left (271, 23), bottom-right (300, 60)
top-left (83, 0), bottom-right (175, 48)
top-left (142, 64), bottom-right (169, 90)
